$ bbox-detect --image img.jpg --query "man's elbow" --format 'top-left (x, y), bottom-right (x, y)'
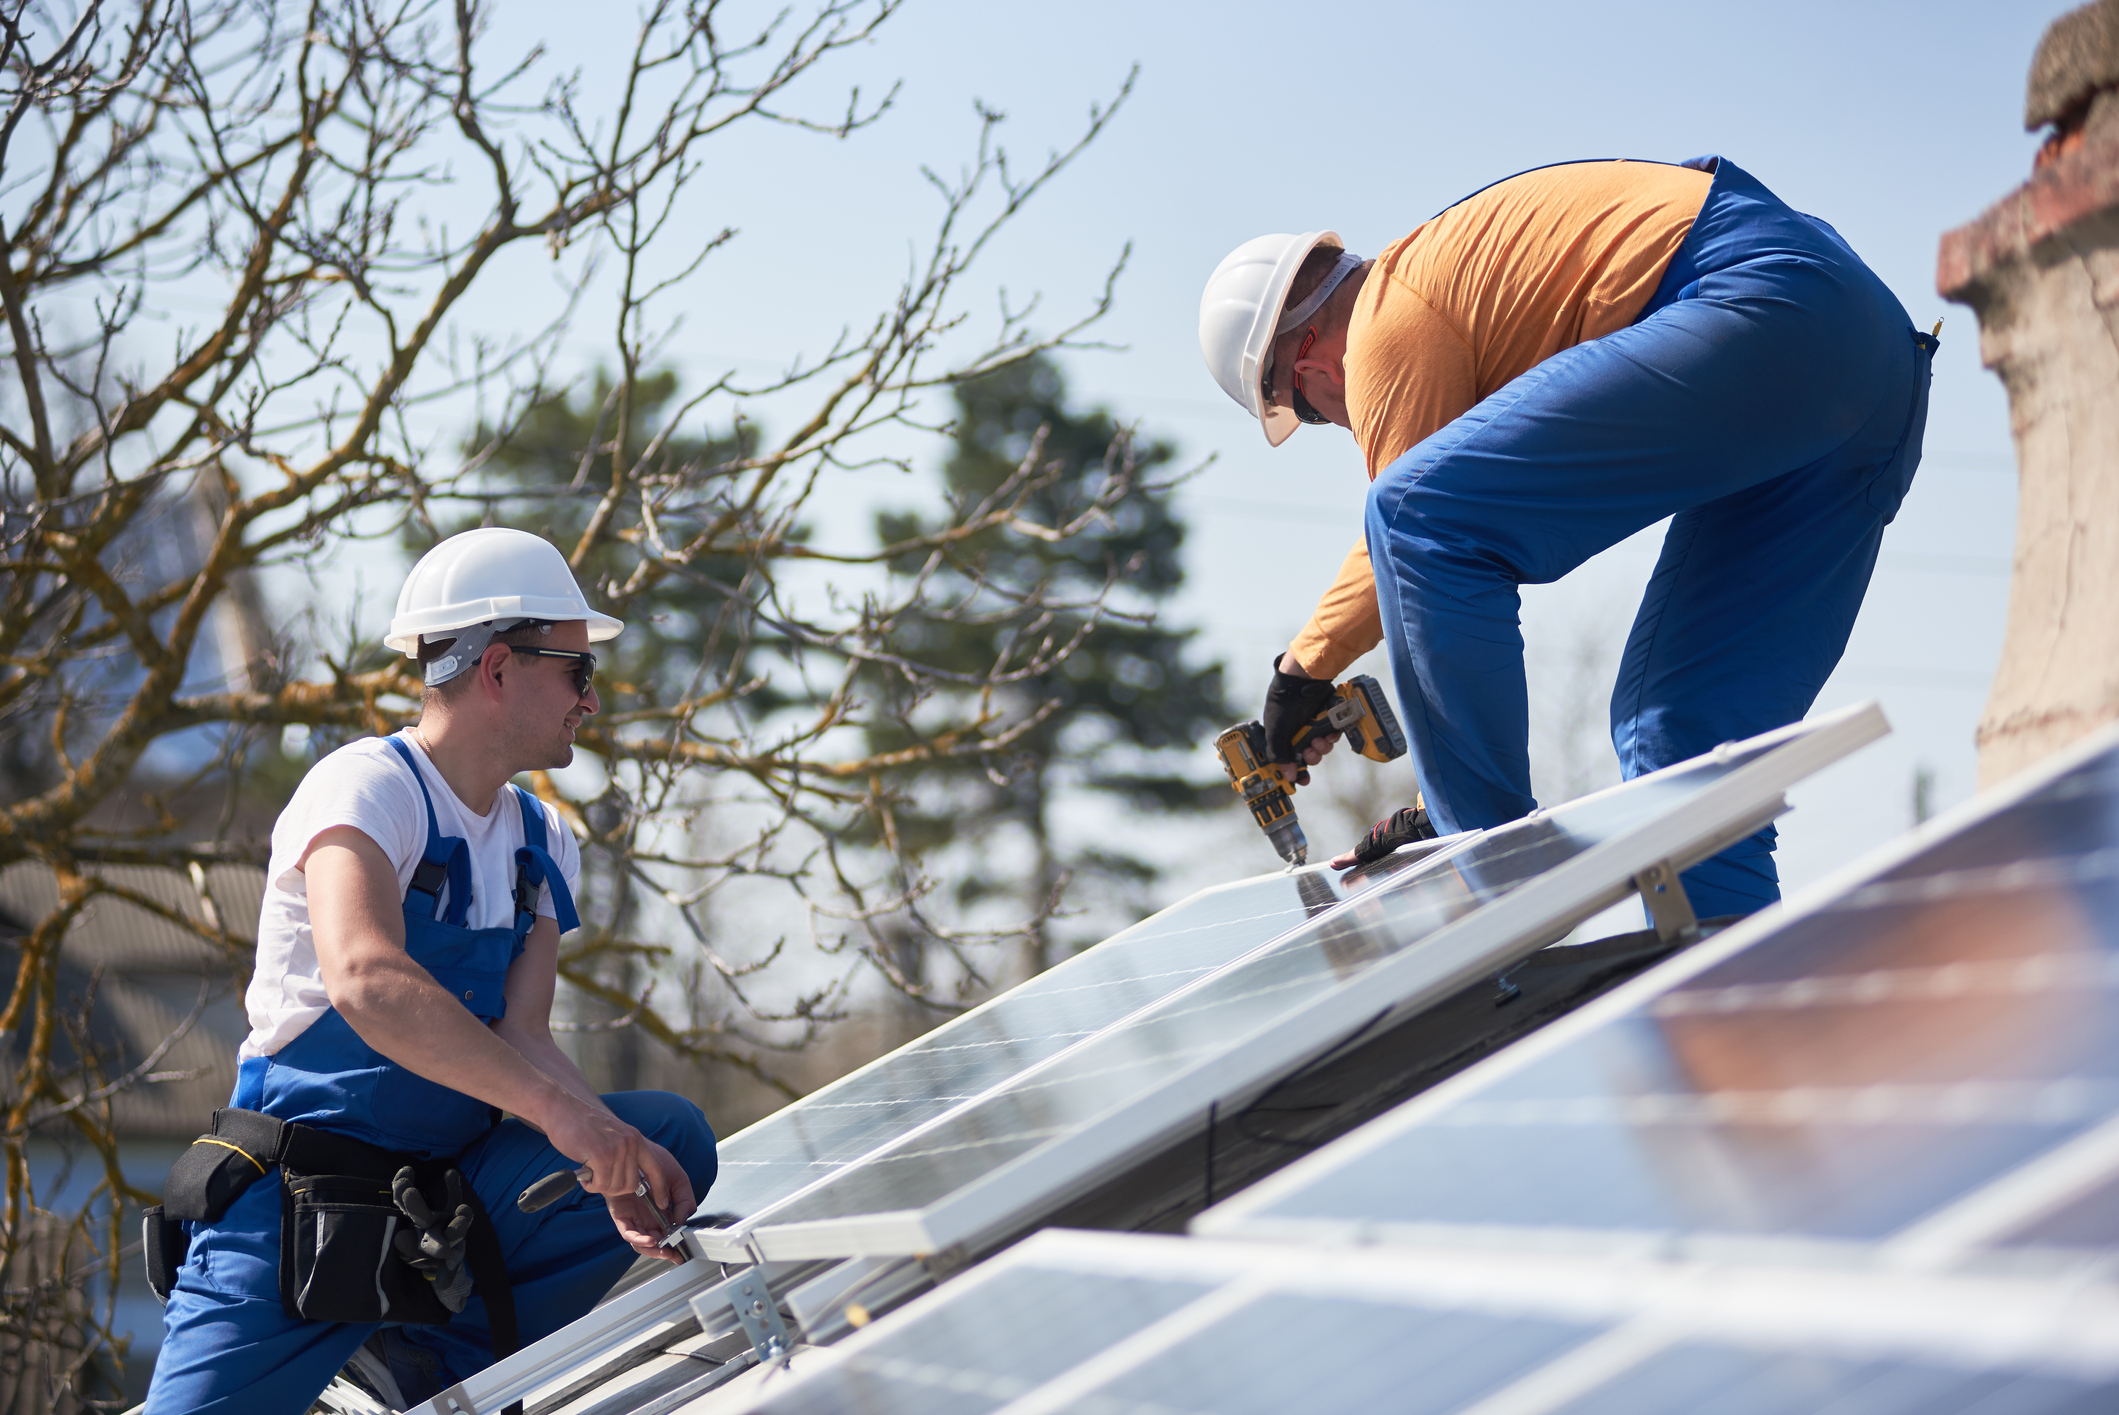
top-left (321, 953), bottom-right (411, 1026)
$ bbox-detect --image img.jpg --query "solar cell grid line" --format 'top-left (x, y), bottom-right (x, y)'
top-left (1196, 717), bottom-right (2119, 1267)
top-left (696, 837), bottom-right (1459, 1231)
top-left (716, 704), bottom-right (1885, 1263)
top-left (716, 1230), bottom-right (2119, 1415)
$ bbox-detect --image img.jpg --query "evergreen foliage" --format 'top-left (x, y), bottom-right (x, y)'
top-left (870, 357), bottom-right (1232, 975)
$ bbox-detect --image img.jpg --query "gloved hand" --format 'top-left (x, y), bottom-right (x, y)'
top-left (392, 1166), bottom-right (475, 1312)
top-left (1262, 657), bottom-right (1337, 776)
top-left (1336, 804), bottom-right (1438, 870)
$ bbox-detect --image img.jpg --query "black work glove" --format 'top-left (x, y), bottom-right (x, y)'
top-left (1262, 657), bottom-right (1338, 770)
top-left (393, 1166), bottom-right (476, 1312)
top-left (1345, 804), bottom-right (1438, 869)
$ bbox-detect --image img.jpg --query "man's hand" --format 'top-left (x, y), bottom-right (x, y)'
top-left (603, 1140), bottom-right (694, 1262)
top-left (1331, 804), bottom-right (1438, 870)
top-left (1263, 652), bottom-right (1340, 784)
top-left (539, 1097), bottom-right (696, 1262)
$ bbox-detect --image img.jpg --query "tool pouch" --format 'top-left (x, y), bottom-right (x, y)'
top-left (147, 1108), bottom-right (521, 1353)
top-left (162, 1111), bottom-right (280, 1223)
top-left (142, 1206), bottom-right (186, 1305)
top-left (280, 1172), bottom-right (454, 1325)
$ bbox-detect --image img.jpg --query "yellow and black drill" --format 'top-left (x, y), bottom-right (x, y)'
top-left (1215, 674), bottom-right (1408, 867)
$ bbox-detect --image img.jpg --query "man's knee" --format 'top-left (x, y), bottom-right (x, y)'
top-left (603, 1090), bottom-right (717, 1184)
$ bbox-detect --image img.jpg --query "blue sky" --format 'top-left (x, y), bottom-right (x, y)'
top-left (482, 0), bottom-right (2053, 900)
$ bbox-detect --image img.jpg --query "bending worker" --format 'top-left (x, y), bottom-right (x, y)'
top-left (1199, 156), bottom-right (1934, 917)
top-left (146, 528), bottom-right (719, 1413)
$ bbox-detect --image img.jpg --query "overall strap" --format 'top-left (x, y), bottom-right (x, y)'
top-left (509, 785), bottom-right (580, 938)
top-left (384, 734), bottom-right (473, 926)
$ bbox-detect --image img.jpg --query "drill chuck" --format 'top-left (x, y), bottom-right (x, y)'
top-left (1266, 816), bottom-right (1308, 868)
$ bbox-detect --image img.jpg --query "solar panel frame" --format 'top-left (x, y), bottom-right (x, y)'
top-left (716, 703), bottom-right (1887, 1265)
top-left (406, 1256), bottom-right (840, 1415)
top-left (1195, 716), bottom-right (2119, 1267)
top-left (721, 1228), bottom-right (2119, 1415)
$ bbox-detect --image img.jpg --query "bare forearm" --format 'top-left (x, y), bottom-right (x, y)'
top-left (496, 1023), bottom-right (605, 1117)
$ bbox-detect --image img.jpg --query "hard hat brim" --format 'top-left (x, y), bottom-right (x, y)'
top-left (384, 601), bottom-right (625, 655)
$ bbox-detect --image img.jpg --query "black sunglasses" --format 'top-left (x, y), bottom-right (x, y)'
top-left (507, 645), bottom-right (596, 695)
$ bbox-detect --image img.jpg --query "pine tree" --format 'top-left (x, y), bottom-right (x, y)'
top-left (870, 356), bottom-right (1232, 979)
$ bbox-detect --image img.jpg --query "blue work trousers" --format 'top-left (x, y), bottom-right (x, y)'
top-left (145, 1091), bottom-right (718, 1414)
top-left (1366, 156), bottom-right (1934, 919)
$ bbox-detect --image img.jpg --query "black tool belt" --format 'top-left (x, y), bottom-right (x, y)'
top-left (144, 1108), bottom-right (519, 1356)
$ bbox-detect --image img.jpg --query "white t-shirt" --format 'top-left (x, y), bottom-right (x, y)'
top-left (240, 731), bottom-right (583, 1061)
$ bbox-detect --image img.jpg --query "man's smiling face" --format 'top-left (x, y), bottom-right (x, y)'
top-left (497, 619), bottom-right (599, 771)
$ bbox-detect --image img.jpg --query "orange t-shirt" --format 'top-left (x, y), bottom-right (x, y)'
top-left (1286, 160), bottom-right (1712, 679)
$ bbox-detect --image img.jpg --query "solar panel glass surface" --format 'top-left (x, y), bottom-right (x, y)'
top-left (700, 847), bottom-right (1447, 1225)
top-left (725, 1232), bottom-right (2119, 1415)
top-left (730, 711), bottom-right (1869, 1254)
top-left (728, 1266), bottom-right (1212, 1415)
top-left (1545, 1345), bottom-right (2118, 1415)
top-left (1070, 1294), bottom-right (1594, 1415)
top-left (1200, 732), bottom-right (2119, 1261)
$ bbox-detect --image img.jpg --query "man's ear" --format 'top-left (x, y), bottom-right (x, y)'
top-left (1292, 349), bottom-right (1346, 391)
top-left (478, 642), bottom-right (512, 699)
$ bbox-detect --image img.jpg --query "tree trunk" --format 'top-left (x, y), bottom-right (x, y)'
top-left (1021, 770), bottom-right (1057, 983)
top-left (1941, 2), bottom-right (2119, 788)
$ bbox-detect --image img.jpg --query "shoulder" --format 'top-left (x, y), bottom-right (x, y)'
top-left (289, 735), bottom-right (418, 807)
top-left (273, 735), bottom-right (426, 869)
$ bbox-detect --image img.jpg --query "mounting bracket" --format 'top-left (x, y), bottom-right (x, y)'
top-left (1632, 859), bottom-right (1700, 944)
top-left (728, 1268), bottom-right (794, 1364)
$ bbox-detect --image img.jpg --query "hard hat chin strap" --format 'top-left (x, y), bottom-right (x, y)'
top-left (421, 618), bottom-right (549, 687)
top-left (1276, 249), bottom-right (1366, 337)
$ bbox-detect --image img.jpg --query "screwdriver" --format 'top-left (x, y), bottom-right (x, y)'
top-left (517, 1166), bottom-right (685, 1249)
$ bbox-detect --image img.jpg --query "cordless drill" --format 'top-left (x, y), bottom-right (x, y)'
top-left (1214, 674), bottom-right (1408, 867)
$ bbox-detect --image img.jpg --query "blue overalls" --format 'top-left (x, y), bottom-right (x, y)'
top-left (1365, 156), bottom-right (1937, 919)
top-left (147, 736), bottom-right (718, 1413)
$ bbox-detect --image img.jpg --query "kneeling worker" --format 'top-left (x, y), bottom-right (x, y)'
top-left (146, 528), bottom-right (719, 1412)
top-left (1199, 157), bottom-right (1935, 916)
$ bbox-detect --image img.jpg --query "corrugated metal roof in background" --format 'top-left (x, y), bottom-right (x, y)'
top-left (0, 861), bottom-right (260, 1137)
top-left (0, 860), bottom-right (260, 969)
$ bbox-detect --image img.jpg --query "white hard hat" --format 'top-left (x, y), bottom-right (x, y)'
top-left (1198, 230), bottom-right (1342, 447)
top-left (386, 527), bottom-right (624, 657)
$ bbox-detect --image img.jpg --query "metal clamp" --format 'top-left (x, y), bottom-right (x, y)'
top-left (429, 1383), bottom-right (476, 1414)
top-left (729, 1269), bottom-right (793, 1364)
top-left (1633, 859), bottom-right (1699, 944)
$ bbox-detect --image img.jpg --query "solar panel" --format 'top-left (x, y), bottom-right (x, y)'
top-left (701, 704), bottom-right (1885, 1264)
top-left (724, 1229), bottom-right (2119, 1415)
top-left (702, 839), bottom-right (1455, 1225)
top-left (1197, 721), bottom-right (2119, 1271)
top-left (402, 845), bottom-right (1459, 1414)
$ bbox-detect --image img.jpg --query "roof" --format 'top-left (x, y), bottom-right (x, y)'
top-left (347, 705), bottom-right (2040, 1415)
top-left (0, 860), bottom-right (261, 1138)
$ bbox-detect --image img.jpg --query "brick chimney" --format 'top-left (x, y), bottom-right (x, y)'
top-left (1941, 0), bottom-right (2119, 787)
